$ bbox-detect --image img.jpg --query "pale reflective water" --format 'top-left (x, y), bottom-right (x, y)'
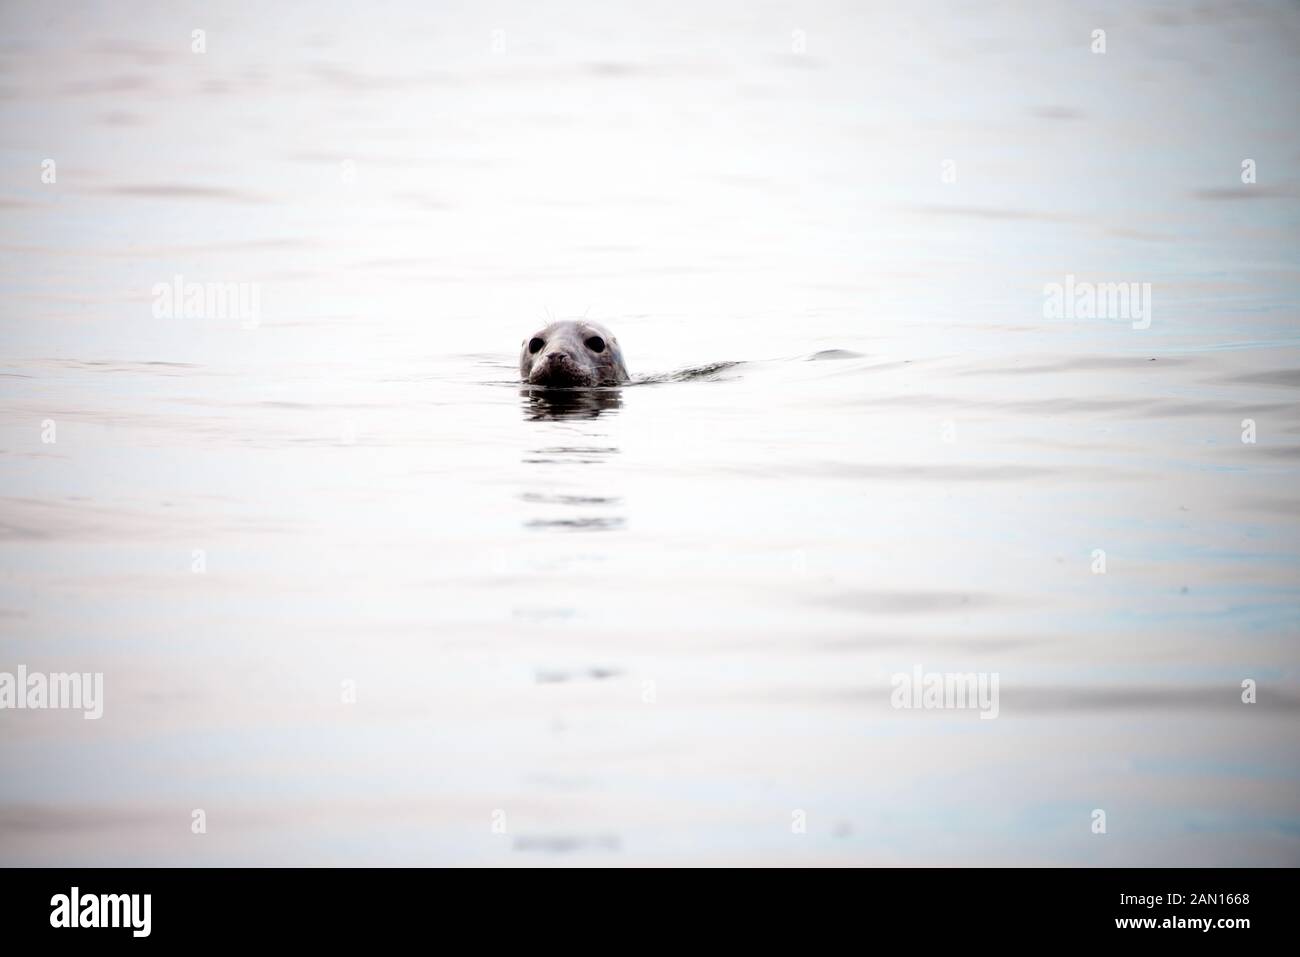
top-left (1, 0), bottom-right (1298, 865)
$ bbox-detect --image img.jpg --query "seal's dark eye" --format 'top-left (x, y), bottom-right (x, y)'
top-left (585, 336), bottom-right (606, 353)
top-left (528, 337), bottom-right (545, 354)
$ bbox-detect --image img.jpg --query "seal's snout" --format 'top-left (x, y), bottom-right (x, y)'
top-left (529, 350), bottom-right (591, 386)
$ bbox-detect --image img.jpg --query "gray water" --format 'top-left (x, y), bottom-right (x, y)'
top-left (1, 0), bottom-right (1298, 865)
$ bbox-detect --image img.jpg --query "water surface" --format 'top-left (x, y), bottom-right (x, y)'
top-left (1, 0), bottom-right (1298, 865)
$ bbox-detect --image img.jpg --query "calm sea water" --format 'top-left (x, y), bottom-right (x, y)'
top-left (1, 0), bottom-right (1298, 865)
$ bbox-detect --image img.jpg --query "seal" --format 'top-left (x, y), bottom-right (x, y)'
top-left (520, 320), bottom-right (630, 387)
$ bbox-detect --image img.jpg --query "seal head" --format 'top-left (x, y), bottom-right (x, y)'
top-left (520, 320), bottom-right (629, 387)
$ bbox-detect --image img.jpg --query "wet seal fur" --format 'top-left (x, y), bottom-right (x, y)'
top-left (520, 320), bottom-right (629, 388)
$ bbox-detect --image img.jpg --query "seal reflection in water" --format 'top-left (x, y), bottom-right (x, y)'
top-left (520, 385), bottom-right (622, 421)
